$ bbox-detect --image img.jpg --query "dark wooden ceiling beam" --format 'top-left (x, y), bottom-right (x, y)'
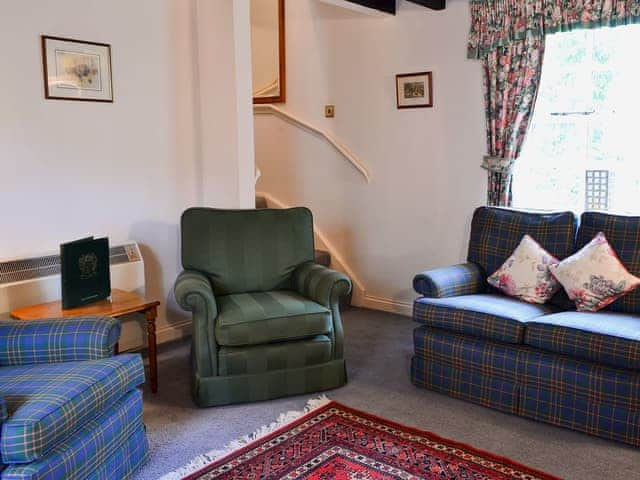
top-left (345, 0), bottom-right (396, 14)
top-left (343, 0), bottom-right (446, 15)
top-left (406, 0), bottom-right (446, 10)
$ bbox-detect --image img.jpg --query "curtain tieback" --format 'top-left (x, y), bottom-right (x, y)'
top-left (481, 155), bottom-right (515, 174)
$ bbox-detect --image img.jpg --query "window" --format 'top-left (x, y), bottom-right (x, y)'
top-left (512, 26), bottom-right (640, 214)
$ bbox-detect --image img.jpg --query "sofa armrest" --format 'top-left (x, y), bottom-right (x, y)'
top-left (174, 270), bottom-right (218, 377)
top-left (413, 262), bottom-right (485, 298)
top-left (0, 317), bottom-right (120, 366)
top-left (292, 262), bottom-right (352, 309)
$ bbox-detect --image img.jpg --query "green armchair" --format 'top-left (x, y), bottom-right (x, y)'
top-left (174, 207), bottom-right (351, 407)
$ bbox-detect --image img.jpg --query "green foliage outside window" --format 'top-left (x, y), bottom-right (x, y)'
top-left (513, 25), bottom-right (640, 214)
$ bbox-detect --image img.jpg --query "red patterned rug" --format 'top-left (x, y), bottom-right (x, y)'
top-left (182, 401), bottom-right (562, 480)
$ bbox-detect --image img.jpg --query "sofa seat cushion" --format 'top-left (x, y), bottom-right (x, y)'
top-left (0, 354), bottom-right (145, 464)
top-left (414, 294), bottom-right (555, 344)
top-left (215, 290), bottom-right (332, 347)
top-left (218, 335), bottom-right (332, 376)
top-left (525, 312), bottom-right (640, 370)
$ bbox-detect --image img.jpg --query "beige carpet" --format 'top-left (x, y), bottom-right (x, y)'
top-left (135, 308), bottom-right (639, 480)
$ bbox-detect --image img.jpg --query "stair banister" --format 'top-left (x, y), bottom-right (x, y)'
top-left (253, 104), bottom-right (371, 183)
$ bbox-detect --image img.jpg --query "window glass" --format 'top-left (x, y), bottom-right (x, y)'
top-left (513, 26), bottom-right (640, 214)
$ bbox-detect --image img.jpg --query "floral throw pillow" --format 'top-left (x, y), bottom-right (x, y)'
top-left (487, 234), bottom-right (560, 304)
top-left (548, 232), bottom-right (640, 312)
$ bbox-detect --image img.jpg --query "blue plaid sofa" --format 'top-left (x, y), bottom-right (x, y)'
top-left (0, 317), bottom-right (148, 479)
top-left (411, 207), bottom-right (640, 446)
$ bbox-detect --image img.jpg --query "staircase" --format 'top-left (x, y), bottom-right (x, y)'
top-left (255, 195), bottom-right (351, 307)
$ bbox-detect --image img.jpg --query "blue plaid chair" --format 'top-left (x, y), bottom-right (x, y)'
top-left (0, 317), bottom-right (148, 479)
top-left (412, 207), bottom-right (640, 447)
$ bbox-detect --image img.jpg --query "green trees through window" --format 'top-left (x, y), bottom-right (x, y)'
top-left (513, 25), bottom-right (640, 214)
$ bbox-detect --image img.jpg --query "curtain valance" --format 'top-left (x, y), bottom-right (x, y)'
top-left (468, 0), bottom-right (640, 59)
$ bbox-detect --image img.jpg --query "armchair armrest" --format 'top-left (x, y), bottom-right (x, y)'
top-left (174, 270), bottom-right (218, 318)
top-left (292, 262), bottom-right (352, 309)
top-left (0, 317), bottom-right (120, 366)
top-left (292, 262), bottom-right (351, 360)
top-left (174, 270), bottom-right (218, 377)
top-left (413, 262), bottom-right (485, 298)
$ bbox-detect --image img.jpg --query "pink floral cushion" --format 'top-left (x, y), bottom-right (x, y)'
top-left (548, 232), bottom-right (640, 312)
top-left (487, 235), bottom-right (560, 304)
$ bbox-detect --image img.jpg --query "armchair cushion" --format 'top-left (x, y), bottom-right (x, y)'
top-left (413, 263), bottom-right (484, 298)
top-left (215, 291), bottom-right (332, 347)
top-left (0, 354), bottom-right (145, 463)
top-left (0, 317), bottom-right (120, 367)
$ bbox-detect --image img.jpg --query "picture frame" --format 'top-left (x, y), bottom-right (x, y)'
top-left (41, 35), bottom-right (113, 102)
top-left (396, 71), bottom-right (433, 109)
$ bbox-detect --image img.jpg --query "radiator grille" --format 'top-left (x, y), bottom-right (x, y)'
top-left (0, 245), bottom-right (139, 286)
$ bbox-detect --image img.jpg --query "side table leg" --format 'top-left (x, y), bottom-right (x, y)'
top-left (145, 306), bottom-right (158, 393)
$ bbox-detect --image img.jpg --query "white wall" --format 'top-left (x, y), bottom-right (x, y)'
top-left (0, 0), bottom-right (255, 348)
top-left (255, 0), bottom-right (486, 313)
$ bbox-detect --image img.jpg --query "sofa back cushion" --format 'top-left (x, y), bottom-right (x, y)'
top-left (181, 207), bottom-right (315, 295)
top-left (468, 207), bottom-right (578, 275)
top-left (467, 207), bottom-right (577, 307)
top-left (577, 212), bottom-right (640, 314)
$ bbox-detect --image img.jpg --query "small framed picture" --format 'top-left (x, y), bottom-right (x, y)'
top-left (396, 72), bottom-right (433, 109)
top-left (41, 36), bottom-right (113, 102)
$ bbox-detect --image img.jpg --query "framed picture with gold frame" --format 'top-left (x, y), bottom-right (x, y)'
top-left (396, 71), bottom-right (433, 109)
top-left (41, 35), bottom-right (113, 102)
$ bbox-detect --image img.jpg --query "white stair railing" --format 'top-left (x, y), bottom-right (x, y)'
top-left (253, 104), bottom-right (371, 183)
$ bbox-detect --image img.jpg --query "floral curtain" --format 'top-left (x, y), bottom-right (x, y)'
top-left (482, 31), bottom-right (545, 206)
top-left (468, 0), bottom-right (640, 60)
top-left (469, 0), bottom-right (640, 207)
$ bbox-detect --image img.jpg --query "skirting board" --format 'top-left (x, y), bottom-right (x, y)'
top-left (120, 318), bottom-right (192, 353)
top-left (155, 319), bottom-right (193, 344)
top-left (356, 294), bottom-right (413, 317)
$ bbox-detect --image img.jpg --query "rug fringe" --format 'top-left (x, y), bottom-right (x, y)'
top-left (158, 395), bottom-right (331, 480)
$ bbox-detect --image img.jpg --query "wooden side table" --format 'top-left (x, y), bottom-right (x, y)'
top-left (10, 289), bottom-right (160, 393)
